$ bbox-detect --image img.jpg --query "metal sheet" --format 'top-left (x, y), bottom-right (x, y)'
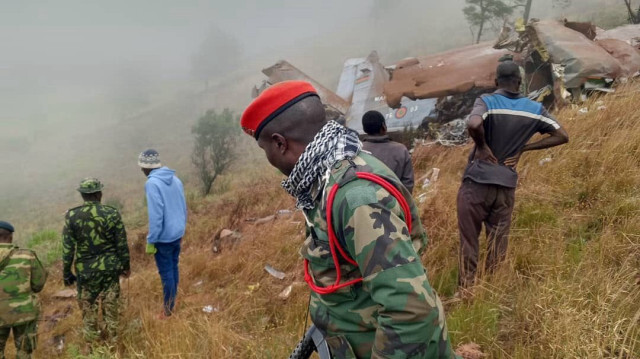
top-left (262, 60), bottom-right (351, 114)
top-left (529, 20), bottom-right (622, 88)
top-left (595, 38), bottom-right (640, 76)
top-left (383, 42), bottom-right (514, 108)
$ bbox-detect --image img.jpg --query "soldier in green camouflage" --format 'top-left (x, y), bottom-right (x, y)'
top-left (241, 81), bottom-right (458, 358)
top-left (0, 221), bottom-right (47, 359)
top-left (62, 178), bottom-right (130, 344)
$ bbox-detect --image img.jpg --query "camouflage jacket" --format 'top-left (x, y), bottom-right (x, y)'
top-left (62, 201), bottom-right (130, 281)
top-left (0, 243), bottom-right (47, 327)
top-left (301, 152), bottom-right (456, 359)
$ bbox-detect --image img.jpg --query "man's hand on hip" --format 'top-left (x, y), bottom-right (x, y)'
top-left (504, 152), bottom-right (522, 168)
top-left (474, 146), bottom-right (498, 164)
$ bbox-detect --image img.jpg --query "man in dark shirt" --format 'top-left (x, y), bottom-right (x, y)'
top-left (457, 61), bottom-right (569, 289)
top-left (361, 110), bottom-right (415, 193)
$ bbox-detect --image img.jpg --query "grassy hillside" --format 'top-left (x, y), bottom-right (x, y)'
top-left (11, 82), bottom-right (638, 358)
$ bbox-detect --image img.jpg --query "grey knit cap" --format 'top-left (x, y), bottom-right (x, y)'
top-left (138, 149), bottom-right (162, 169)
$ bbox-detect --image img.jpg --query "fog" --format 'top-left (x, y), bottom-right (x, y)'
top-left (0, 0), bottom-right (623, 231)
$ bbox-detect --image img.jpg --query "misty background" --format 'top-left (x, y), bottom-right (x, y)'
top-left (0, 0), bottom-right (624, 238)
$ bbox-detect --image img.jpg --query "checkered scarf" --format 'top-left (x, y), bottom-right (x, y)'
top-left (282, 121), bottom-right (362, 210)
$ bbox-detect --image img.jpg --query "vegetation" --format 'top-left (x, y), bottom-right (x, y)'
top-left (191, 108), bottom-right (240, 196)
top-left (8, 82), bottom-right (636, 358)
top-left (623, 0), bottom-right (640, 23)
top-left (463, 0), bottom-right (526, 43)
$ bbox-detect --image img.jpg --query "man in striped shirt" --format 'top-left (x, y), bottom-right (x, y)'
top-left (457, 61), bottom-right (569, 289)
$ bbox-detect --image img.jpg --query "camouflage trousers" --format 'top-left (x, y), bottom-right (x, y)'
top-left (0, 320), bottom-right (37, 359)
top-left (77, 274), bottom-right (120, 343)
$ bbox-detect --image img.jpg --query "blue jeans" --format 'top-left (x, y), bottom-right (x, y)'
top-left (154, 238), bottom-right (181, 315)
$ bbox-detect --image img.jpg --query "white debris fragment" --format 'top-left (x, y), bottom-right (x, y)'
top-left (53, 289), bottom-right (77, 299)
top-left (278, 285), bottom-right (293, 300)
top-left (578, 107), bottom-right (589, 114)
top-left (202, 305), bottom-right (219, 313)
top-left (265, 265), bottom-right (286, 280)
top-left (539, 157), bottom-right (553, 166)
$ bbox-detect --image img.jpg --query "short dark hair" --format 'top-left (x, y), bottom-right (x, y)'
top-left (496, 61), bottom-right (521, 83)
top-left (362, 111), bottom-right (385, 135)
top-left (81, 192), bottom-right (101, 202)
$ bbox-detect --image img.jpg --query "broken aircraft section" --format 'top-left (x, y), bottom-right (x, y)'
top-left (252, 20), bottom-right (640, 144)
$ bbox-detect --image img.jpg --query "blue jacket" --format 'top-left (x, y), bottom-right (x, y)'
top-left (145, 167), bottom-right (187, 244)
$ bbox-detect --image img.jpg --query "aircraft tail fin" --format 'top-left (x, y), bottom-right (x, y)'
top-left (261, 60), bottom-right (350, 114)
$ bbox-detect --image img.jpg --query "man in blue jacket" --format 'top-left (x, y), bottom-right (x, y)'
top-left (138, 149), bottom-right (187, 318)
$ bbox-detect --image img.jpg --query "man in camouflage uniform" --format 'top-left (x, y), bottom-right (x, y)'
top-left (62, 178), bottom-right (130, 344)
top-left (0, 221), bottom-right (47, 359)
top-left (241, 81), bottom-right (457, 358)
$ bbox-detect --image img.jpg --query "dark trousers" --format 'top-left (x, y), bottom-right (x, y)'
top-left (0, 320), bottom-right (37, 359)
top-left (154, 238), bottom-right (181, 315)
top-left (457, 180), bottom-right (515, 288)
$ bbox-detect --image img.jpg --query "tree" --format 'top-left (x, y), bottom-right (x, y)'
top-left (191, 109), bottom-right (239, 195)
top-left (464, 0), bottom-right (526, 44)
top-left (191, 27), bottom-right (242, 90)
top-left (622, 0), bottom-right (640, 24)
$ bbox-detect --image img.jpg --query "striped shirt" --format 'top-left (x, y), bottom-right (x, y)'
top-left (463, 89), bottom-right (561, 188)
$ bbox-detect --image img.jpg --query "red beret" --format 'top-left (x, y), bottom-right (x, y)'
top-left (241, 81), bottom-right (318, 139)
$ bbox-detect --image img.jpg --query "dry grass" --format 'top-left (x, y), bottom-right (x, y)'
top-left (18, 83), bottom-right (640, 358)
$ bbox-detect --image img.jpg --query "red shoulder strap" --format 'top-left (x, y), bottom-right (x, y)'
top-left (304, 172), bottom-right (412, 295)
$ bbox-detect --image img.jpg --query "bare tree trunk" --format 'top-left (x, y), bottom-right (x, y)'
top-left (476, 0), bottom-right (485, 44)
top-left (623, 0), bottom-right (639, 23)
top-left (523, 0), bottom-right (533, 23)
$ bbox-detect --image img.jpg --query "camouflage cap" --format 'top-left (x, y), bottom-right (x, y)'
top-left (77, 177), bottom-right (104, 194)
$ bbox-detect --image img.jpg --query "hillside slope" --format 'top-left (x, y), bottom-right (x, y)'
top-left (23, 83), bottom-right (640, 358)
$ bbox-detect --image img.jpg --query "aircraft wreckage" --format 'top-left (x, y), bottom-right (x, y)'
top-left (252, 20), bottom-right (640, 144)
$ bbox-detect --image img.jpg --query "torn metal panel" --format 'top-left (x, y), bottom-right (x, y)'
top-left (339, 51), bottom-right (436, 134)
top-left (383, 42), bottom-right (515, 109)
top-left (262, 60), bottom-right (351, 114)
top-left (527, 20), bottom-right (622, 88)
top-left (596, 24), bottom-right (640, 49)
top-left (595, 38), bottom-right (640, 76)
top-left (563, 19), bottom-right (597, 40)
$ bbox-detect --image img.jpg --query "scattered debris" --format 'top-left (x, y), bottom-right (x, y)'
top-left (419, 168), bottom-right (441, 190)
top-left (212, 229), bottom-right (242, 254)
top-left (455, 342), bottom-right (486, 359)
top-left (539, 157), bottom-right (553, 166)
top-left (578, 107), bottom-right (589, 114)
top-left (278, 285), bottom-right (293, 300)
top-left (417, 193), bottom-right (427, 204)
top-left (193, 280), bottom-right (204, 287)
top-left (52, 288), bottom-right (77, 299)
top-left (276, 209), bottom-right (294, 218)
top-left (47, 335), bottom-right (65, 354)
top-left (429, 119), bottom-right (468, 146)
top-left (264, 264), bottom-right (286, 280)
top-left (247, 283), bottom-right (260, 293)
top-left (253, 215), bottom-right (276, 226)
top-left (219, 229), bottom-right (236, 238)
top-left (202, 305), bottom-right (219, 314)
top-left (597, 105), bottom-right (607, 111)
top-left (277, 282), bottom-right (305, 300)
